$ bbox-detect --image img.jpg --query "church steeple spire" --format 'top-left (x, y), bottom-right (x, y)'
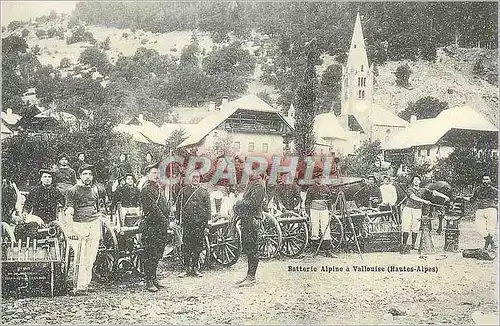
top-left (347, 11), bottom-right (369, 73)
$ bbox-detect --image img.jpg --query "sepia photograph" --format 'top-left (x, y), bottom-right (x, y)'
top-left (1, 1), bottom-right (498, 324)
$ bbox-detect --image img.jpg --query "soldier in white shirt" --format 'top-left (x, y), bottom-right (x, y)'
top-left (379, 175), bottom-right (398, 220)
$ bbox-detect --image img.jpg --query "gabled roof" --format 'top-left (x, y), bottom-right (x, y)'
top-left (1, 121), bottom-right (13, 134)
top-left (372, 104), bottom-right (409, 127)
top-left (1, 111), bottom-right (22, 125)
top-left (114, 116), bottom-right (164, 145)
top-left (314, 112), bottom-right (347, 140)
top-left (177, 95), bottom-right (289, 149)
top-left (384, 106), bottom-right (498, 150)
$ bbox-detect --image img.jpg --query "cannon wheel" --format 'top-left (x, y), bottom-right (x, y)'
top-left (210, 223), bottom-right (241, 267)
top-left (129, 220), bottom-right (144, 276)
top-left (93, 219), bottom-right (118, 282)
top-left (1, 222), bottom-right (16, 245)
top-left (258, 212), bottom-right (283, 260)
top-left (278, 212), bottom-right (309, 257)
top-left (329, 213), bottom-right (344, 250)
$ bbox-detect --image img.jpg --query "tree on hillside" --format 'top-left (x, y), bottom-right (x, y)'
top-left (78, 47), bottom-right (110, 75)
top-left (60, 58), bottom-right (72, 68)
top-left (35, 29), bottom-right (47, 39)
top-left (398, 96), bottom-right (449, 121)
top-left (318, 63), bottom-right (342, 114)
top-left (394, 64), bottom-right (412, 88)
top-left (21, 28), bottom-right (30, 38)
top-left (7, 20), bottom-right (25, 31)
top-left (294, 39), bottom-right (319, 158)
top-left (180, 39), bottom-right (201, 66)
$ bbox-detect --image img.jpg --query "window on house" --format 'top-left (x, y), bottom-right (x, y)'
top-left (262, 143), bottom-right (269, 153)
top-left (234, 142), bottom-right (241, 152)
top-left (361, 65), bottom-right (364, 72)
top-left (358, 90), bottom-right (362, 98)
top-left (418, 149), bottom-right (422, 157)
top-left (248, 142), bottom-right (255, 152)
top-left (358, 77), bottom-right (361, 86)
top-left (362, 77), bottom-right (366, 86)
top-left (426, 148), bottom-right (431, 157)
top-left (361, 90), bottom-right (365, 99)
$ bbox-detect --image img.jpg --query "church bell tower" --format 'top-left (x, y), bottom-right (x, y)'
top-left (340, 12), bottom-right (374, 139)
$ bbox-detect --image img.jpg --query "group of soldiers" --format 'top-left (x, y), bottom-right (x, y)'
top-left (3, 150), bottom-right (498, 295)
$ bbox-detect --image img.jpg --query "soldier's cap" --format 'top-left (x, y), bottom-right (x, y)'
top-left (367, 175), bottom-right (376, 180)
top-left (144, 161), bottom-right (161, 174)
top-left (123, 172), bottom-right (136, 181)
top-left (76, 151), bottom-right (85, 156)
top-left (39, 168), bottom-right (56, 176)
top-left (58, 153), bottom-right (69, 160)
top-left (78, 163), bottom-right (95, 175)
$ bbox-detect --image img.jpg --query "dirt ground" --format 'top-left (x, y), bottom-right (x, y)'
top-left (2, 220), bottom-right (498, 325)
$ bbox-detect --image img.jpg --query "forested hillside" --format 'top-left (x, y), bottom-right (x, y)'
top-left (2, 1), bottom-right (498, 126)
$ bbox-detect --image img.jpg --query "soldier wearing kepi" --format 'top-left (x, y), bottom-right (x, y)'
top-left (140, 161), bottom-right (170, 292)
top-left (23, 169), bottom-right (65, 225)
top-left (176, 171), bottom-right (211, 278)
top-left (465, 175), bottom-right (498, 250)
top-left (234, 172), bottom-right (266, 287)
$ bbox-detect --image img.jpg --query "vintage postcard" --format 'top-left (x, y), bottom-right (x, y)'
top-left (1, 1), bottom-right (498, 325)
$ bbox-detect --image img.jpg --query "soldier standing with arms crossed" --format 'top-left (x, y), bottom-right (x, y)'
top-left (140, 162), bottom-right (170, 292)
top-left (234, 173), bottom-right (266, 287)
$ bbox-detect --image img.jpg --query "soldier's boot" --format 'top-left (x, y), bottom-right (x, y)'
top-left (152, 277), bottom-right (164, 289)
top-left (191, 252), bottom-right (203, 277)
top-left (177, 268), bottom-right (191, 278)
top-left (411, 232), bottom-right (419, 250)
top-left (145, 280), bottom-right (158, 292)
top-left (238, 256), bottom-right (257, 287)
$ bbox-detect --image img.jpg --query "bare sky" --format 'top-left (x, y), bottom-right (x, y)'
top-left (1, 1), bottom-right (77, 26)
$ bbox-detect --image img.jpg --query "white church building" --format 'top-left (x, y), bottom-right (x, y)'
top-left (287, 12), bottom-right (409, 156)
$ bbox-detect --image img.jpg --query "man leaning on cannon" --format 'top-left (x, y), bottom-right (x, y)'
top-left (176, 171), bottom-right (211, 278)
top-left (140, 161), bottom-right (170, 292)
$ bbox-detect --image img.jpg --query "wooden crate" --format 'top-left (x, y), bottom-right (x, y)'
top-left (2, 261), bottom-right (66, 298)
top-left (363, 232), bottom-right (401, 252)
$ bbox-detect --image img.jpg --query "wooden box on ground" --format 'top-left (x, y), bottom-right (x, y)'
top-left (2, 261), bottom-right (66, 298)
top-left (362, 221), bottom-right (401, 253)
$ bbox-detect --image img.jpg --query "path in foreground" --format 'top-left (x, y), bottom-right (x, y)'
top-left (2, 221), bottom-right (498, 325)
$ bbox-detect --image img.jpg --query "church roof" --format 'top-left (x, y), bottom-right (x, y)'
top-left (371, 104), bottom-right (409, 127)
top-left (384, 106), bottom-right (498, 150)
top-left (314, 112), bottom-right (347, 140)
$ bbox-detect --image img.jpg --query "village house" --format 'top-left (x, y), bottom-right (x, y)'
top-left (177, 94), bottom-right (295, 157)
top-left (383, 106), bottom-right (499, 173)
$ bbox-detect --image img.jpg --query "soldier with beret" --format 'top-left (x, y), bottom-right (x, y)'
top-left (234, 173), bottom-right (267, 287)
top-left (23, 169), bottom-right (65, 225)
top-left (140, 161), bottom-right (170, 292)
top-left (176, 171), bottom-right (211, 278)
top-left (54, 153), bottom-right (77, 196)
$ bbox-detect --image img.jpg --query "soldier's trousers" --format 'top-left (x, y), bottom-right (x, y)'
top-left (182, 223), bottom-right (205, 270)
top-left (142, 231), bottom-right (167, 281)
top-left (241, 217), bottom-right (261, 278)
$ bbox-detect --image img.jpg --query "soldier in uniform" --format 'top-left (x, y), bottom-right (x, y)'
top-left (353, 175), bottom-right (382, 209)
top-left (305, 176), bottom-right (336, 256)
top-left (114, 173), bottom-right (141, 226)
top-left (65, 164), bottom-right (107, 295)
top-left (176, 172), bottom-right (211, 278)
top-left (54, 153), bottom-right (77, 196)
top-left (74, 152), bottom-right (87, 184)
top-left (466, 175), bottom-right (498, 250)
top-left (234, 173), bottom-right (266, 287)
top-left (23, 169), bottom-right (65, 225)
top-left (140, 162), bottom-right (170, 292)
top-left (274, 173), bottom-right (302, 211)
